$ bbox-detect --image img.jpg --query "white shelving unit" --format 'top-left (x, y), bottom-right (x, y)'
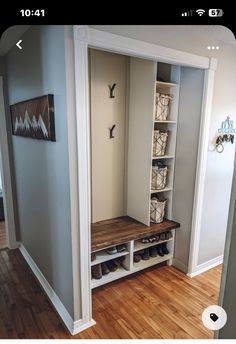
top-left (91, 234), bottom-right (174, 289)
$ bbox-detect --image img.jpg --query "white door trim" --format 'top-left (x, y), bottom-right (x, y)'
top-left (73, 25), bottom-right (216, 328)
top-left (0, 77), bottom-right (18, 249)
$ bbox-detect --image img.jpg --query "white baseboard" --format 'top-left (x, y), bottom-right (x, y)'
top-left (19, 243), bottom-right (95, 335)
top-left (172, 258), bottom-right (188, 273)
top-left (187, 255), bottom-right (223, 278)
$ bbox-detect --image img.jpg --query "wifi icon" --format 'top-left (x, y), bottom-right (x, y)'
top-left (196, 9), bottom-right (205, 16)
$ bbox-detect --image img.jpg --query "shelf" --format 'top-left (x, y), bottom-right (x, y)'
top-left (152, 155), bottom-right (174, 160)
top-left (154, 120), bottom-right (176, 124)
top-left (91, 267), bottom-right (130, 289)
top-left (151, 187), bottom-right (172, 193)
top-left (91, 249), bottom-right (129, 266)
top-left (156, 81), bottom-right (178, 88)
top-left (134, 238), bottom-right (173, 252)
top-left (133, 253), bottom-right (173, 272)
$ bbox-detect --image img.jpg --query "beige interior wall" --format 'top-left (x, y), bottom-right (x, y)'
top-left (89, 49), bottom-right (128, 223)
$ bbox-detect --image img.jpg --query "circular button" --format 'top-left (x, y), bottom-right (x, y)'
top-left (202, 305), bottom-right (227, 331)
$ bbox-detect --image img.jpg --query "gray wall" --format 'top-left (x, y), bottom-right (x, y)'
top-left (173, 67), bottom-right (204, 269)
top-left (6, 26), bottom-right (74, 317)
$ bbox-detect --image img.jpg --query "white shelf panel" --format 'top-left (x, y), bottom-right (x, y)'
top-left (91, 250), bottom-right (129, 266)
top-left (133, 253), bottom-right (173, 272)
top-left (150, 187), bottom-right (172, 193)
top-left (152, 155), bottom-right (174, 160)
top-left (156, 81), bottom-right (178, 88)
top-left (91, 267), bottom-right (130, 289)
top-left (154, 120), bottom-right (176, 124)
top-left (134, 238), bottom-right (173, 252)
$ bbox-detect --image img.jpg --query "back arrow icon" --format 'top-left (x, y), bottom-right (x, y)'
top-left (16, 40), bottom-right (23, 50)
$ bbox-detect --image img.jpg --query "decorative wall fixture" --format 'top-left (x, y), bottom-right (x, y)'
top-left (10, 94), bottom-right (56, 141)
top-left (216, 116), bottom-right (234, 153)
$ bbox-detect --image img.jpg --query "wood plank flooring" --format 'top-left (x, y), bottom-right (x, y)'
top-left (92, 216), bottom-right (180, 251)
top-left (0, 222), bottom-right (6, 249)
top-left (0, 248), bottom-right (221, 339)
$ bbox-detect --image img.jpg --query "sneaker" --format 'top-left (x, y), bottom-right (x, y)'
top-left (91, 264), bottom-right (102, 279)
top-left (116, 244), bottom-right (126, 252)
top-left (165, 231), bottom-right (172, 240)
top-left (101, 262), bottom-right (110, 275)
top-left (142, 248), bottom-right (150, 260)
top-left (149, 246), bottom-right (157, 257)
top-left (149, 236), bottom-right (156, 243)
top-left (141, 237), bottom-right (149, 244)
top-left (106, 246), bottom-right (117, 255)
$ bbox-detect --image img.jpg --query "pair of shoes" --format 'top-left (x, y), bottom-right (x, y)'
top-left (157, 243), bottom-right (169, 256)
top-left (141, 235), bottom-right (160, 244)
top-left (91, 252), bottom-right (96, 262)
top-left (106, 244), bottom-right (127, 255)
top-left (142, 248), bottom-right (150, 260)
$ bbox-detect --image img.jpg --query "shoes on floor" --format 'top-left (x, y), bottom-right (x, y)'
top-left (106, 246), bottom-right (117, 255)
top-left (149, 246), bottom-right (157, 258)
top-left (91, 264), bottom-right (102, 279)
top-left (91, 252), bottom-right (96, 262)
top-left (142, 248), bottom-right (150, 260)
top-left (101, 262), bottom-right (110, 275)
top-left (134, 254), bottom-right (142, 263)
top-left (116, 244), bottom-right (126, 252)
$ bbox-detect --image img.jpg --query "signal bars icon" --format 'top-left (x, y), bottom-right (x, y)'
top-left (181, 10), bottom-right (193, 16)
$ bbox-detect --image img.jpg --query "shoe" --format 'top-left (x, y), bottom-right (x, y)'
top-left (134, 254), bottom-right (141, 263)
top-left (160, 233), bottom-right (166, 241)
top-left (91, 264), bottom-right (102, 279)
top-left (91, 252), bottom-right (96, 262)
top-left (106, 259), bottom-right (119, 272)
top-left (161, 242), bottom-right (169, 255)
top-left (106, 246), bottom-right (117, 255)
top-left (101, 262), bottom-right (110, 275)
top-left (142, 248), bottom-right (150, 260)
top-left (149, 236), bottom-right (156, 243)
top-left (156, 244), bottom-right (164, 257)
top-left (149, 246), bottom-right (157, 257)
top-left (165, 231), bottom-right (172, 240)
top-left (155, 234), bottom-right (160, 242)
top-left (116, 244), bottom-right (126, 252)
top-left (141, 237), bottom-right (149, 244)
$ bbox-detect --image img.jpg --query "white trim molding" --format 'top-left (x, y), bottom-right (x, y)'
top-left (72, 25), bottom-right (216, 328)
top-left (188, 59), bottom-right (217, 276)
top-left (187, 255), bottom-right (223, 278)
top-left (19, 244), bottom-right (95, 335)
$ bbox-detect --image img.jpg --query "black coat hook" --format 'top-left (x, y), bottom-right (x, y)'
top-left (109, 124), bottom-right (116, 138)
top-left (109, 83), bottom-right (116, 98)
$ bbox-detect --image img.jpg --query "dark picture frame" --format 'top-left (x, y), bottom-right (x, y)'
top-left (10, 94), bottom-right (56, 141)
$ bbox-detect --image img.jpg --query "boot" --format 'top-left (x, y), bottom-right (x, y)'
top-left (161, 242), bottom-right (169, 255)
top-left (149, 246), bottom-right (157, 257)
top-left (142, 248), bottom-right (150, 260)
top-left (91, 264), bottom-right (102, 279)
top-left (101, 262), bottom-right (110, 275)
top-left (156, 244), bottom-right (164, 257)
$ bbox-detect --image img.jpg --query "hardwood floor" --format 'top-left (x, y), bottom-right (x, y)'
top-left (0, 222), bottom-right (6, 249)
top-left (0, 248), bottom-right (221, 339)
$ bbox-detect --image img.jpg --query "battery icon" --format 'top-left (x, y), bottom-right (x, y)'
top-left (209, 9), bottom-right (224, 17)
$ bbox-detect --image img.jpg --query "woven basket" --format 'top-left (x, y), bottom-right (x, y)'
top-left (150, 197), bottom-right (166, 223)
top-left (153, 130), bottom-right (168, 156)
top-left (151, 166), bottom-right (168, 190)
top-left (155, 93), bottom-right (172, 121)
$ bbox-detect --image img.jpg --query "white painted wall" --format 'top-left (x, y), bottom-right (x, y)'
top-left (90, 25), bottom-right (236, 267)
top-left (90, 49), bottom-right (128, 222)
